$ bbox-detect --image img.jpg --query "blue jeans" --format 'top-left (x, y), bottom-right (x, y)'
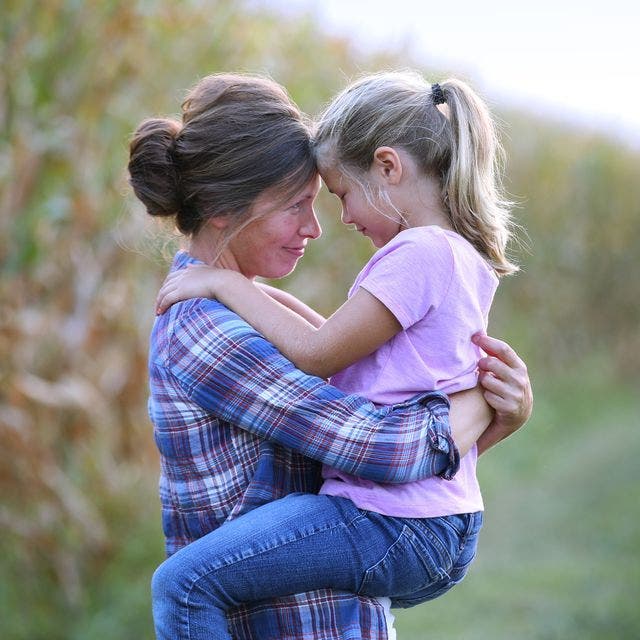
top-left (152, 493), bottom-right (482, 639)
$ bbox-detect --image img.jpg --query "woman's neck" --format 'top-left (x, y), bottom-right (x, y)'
top-left (188, 227), bottom-right (246, 275)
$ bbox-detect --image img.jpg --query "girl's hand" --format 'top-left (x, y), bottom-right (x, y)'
top-left (155, 264), bottom-right (225, 315)
top-left (472, 333), bottom-right (533, 453)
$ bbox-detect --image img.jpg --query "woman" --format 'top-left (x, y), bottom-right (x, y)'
top-left (128, 73), bottom-right (532, 640)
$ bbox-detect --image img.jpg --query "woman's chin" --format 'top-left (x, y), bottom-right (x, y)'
top-left (260, 261), bottom-right (299, 280)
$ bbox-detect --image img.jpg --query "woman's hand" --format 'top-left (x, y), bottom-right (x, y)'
top-left (472, 333), bottom-right (533, 454)
top-left (155, 264), bottom-right (227, 315)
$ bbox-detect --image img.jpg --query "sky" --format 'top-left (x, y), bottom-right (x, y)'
top-left (261, 0), bottom-right (640, 147)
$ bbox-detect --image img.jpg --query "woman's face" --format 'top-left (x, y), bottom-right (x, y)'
top-left (225, 175), bottom-right (322, 279)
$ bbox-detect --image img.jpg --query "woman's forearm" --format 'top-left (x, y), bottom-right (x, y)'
top-left (170, 305), bottom-right (457, 484)
top-left (448, 387), bottom-right (494, 457)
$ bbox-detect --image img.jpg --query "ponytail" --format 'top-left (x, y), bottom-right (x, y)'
top-left (439, 80), bottom-right (517, 275)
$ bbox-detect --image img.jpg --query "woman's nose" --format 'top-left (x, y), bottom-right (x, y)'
top-left (341, 206), bottom-right (351, 225)
top-left (301, 207), bottom-right (322, 239)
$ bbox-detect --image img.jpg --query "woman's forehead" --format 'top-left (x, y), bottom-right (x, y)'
top-left (251, 174), bottom-right (321, 215)
top-left (280, 174), bottom-right (321, 204)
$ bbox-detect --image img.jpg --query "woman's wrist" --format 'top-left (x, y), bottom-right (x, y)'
top-left (448, 387), bottom-right (493, 457)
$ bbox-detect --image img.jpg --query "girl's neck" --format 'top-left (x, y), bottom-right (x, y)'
top-left (396, 175), bottom-right (452, 232)
top-left (387, 150), bottom-right (452, 232)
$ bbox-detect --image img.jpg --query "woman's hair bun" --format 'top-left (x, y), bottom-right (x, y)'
top-left (128, 118), bottom-right (182, 218)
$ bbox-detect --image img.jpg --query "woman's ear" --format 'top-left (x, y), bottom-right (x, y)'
top-left (208, 215), bottom-right (231, 230)
top-left (372, 146), bottom-right (403, 185)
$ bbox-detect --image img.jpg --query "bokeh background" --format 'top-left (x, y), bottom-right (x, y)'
top-left (1, 1), bottom-right (639, 638)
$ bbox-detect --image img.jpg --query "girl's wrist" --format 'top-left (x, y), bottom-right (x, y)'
top-left (214, 269), bottom-right (248, 300)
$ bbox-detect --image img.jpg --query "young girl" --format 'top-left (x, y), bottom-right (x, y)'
top-left (153, 71), bottom-right (517, 638)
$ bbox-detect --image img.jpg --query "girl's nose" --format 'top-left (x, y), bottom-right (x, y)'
top-left (341, 206), bottom-right (352, 225)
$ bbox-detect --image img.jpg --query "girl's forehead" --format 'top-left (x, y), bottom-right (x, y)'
top-left (319, 165), bottom-right (348, 192)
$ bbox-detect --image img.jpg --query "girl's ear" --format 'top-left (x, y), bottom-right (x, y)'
top-left (372, 146), bottom-right (403, 185)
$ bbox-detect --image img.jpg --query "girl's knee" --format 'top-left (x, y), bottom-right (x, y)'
top-left (152, 552), bottom-right (230, 610)
top-left (152, 555), bottom-right (185, 603)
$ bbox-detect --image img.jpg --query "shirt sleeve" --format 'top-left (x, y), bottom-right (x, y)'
top-left (166, 301), bottom-right (459, 484)
top-left (358, 227), bottom-right (455, 329)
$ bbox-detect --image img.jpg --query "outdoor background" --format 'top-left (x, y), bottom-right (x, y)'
top-left (1, 1), bottom-right (639, 638)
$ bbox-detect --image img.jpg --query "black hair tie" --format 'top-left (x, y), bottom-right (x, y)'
top-left (431, 83), bottom-right (446, 105)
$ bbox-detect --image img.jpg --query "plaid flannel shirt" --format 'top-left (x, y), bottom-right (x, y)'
top-left (147, 251), bottom-right (458, 640)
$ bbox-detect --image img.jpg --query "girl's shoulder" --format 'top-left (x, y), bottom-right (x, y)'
top-left (398, 227), bottom-right (496, 279)
top-left (356, 226), bottom-right (456, 296)
top-left (374, 225), bottom-right (451, 260)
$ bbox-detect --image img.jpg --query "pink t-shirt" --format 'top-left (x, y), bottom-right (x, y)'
top-left (320, 226), bottom-right (498, 518)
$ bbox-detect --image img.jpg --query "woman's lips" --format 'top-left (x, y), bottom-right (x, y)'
top-left (284, 246), bottom-right (305, 257)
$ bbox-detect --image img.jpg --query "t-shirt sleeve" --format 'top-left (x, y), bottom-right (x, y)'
top-left (357, 228), bottom-right (455, 330)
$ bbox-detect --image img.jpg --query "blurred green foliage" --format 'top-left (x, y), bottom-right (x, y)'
top-left (1, 1), bottom-right (638, 638)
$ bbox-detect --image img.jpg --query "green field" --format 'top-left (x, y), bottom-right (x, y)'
top-left (395, 372), bottom-right (640, 640)
top-left (3, 371), bottom-right (637, 639)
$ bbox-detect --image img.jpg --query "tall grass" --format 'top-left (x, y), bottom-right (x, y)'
top-left (1, 1), bottom-right (638, 637)
top-left (395, 369), bottom-right (640, 639)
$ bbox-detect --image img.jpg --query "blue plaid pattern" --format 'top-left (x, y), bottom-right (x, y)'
top-left (148, 251), bottom-right (458, 640)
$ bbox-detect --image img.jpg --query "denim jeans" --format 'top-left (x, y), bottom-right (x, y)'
top-left (152, 493), bottom-right (482, 639)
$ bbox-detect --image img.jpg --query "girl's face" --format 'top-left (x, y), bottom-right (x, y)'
top-left (225, 175), bottom-right (322, 279)
top-left (320, 164), bottom-right (401, 248)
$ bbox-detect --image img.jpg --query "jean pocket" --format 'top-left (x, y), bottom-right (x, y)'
top-left (357, 524), bottom-right (447, 599)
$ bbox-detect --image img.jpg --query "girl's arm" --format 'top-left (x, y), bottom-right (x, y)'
top-left (156, 265), bottom-right (400, 379)
top-left (255, 282), bottom-right (325, 328)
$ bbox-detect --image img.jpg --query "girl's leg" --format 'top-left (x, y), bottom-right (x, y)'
top-left (152, 493), bottom-right (405, 640)
top-left (380, 510), bottom-right (483, 608)
top-left (152, 493), bottom-right (480, 639)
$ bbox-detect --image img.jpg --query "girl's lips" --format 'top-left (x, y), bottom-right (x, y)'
top-left (284, 246), bottom-right (305, 257)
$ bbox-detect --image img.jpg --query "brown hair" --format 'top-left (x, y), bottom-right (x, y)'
top-left (314, 70), bottom-right (518, 276)
top-left (128, 73), bottom-right (316, 239)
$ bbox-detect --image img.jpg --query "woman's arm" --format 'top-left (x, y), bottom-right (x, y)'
top-left (164, 302), bottom-right (455, 484)
top-left (473, 333), bottom-right (533, 454)
top-left (448, 387), bottom-right (494, 457)
top-left (447, 335), bottom-right (533, 457)
top-left (157, 265), bottom-right (401, 379)
top-left (161, 296), bottom-right (532, 483)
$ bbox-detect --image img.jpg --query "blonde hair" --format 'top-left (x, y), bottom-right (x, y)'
top-left (314, 70), bottom-right (517, 275)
